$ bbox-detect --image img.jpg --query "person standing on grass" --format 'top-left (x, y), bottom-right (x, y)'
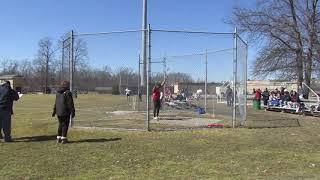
top-left (0, 81), bottom-right (19, 142)
top-left (255, 88), bottom-right (262, 109)
top-left (262, 88), bottom-right (270, 106)
top-left (152, 77), bottom-right (167, 120)
top-left (226, 86), bottom-right (233, 107)
top-left (125, 88), bottom-right (131, 102)
top-left (138, 89), bottom-right (142, 102)
top-left (52, 81), bottom-right (75, 144)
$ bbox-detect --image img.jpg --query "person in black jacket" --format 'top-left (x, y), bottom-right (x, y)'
top-left (52, 81), bottom-right (75, 144)
top-left (226, 86), bottom-right (233, 107)
top-left (0, 81), bottom-right (19, 142)
top-left (262, 88), bottom-right (270, 106)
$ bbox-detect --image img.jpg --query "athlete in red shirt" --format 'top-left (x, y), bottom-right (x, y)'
top-left (152, 77), bottom-right (167, 120)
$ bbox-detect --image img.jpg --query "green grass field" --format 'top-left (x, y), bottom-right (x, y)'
top-left (0, 95), bottom-right (319, 179)
top-left (72, 94), bottom-right (235, 130)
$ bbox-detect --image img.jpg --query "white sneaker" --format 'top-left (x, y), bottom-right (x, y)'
top-left (153, 117), bottom-right (158, 120)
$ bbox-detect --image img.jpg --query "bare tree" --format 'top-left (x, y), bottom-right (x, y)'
top-left (35, 37), bottom-right (56, 93)
top-left (59, 34), bottom-right (89, 89)
top-left (73, 38), bottom-right (88, 71)
top-left (0, 59), bottom-right (19, 75)
top-left (18, 59), bottom-right (38, 92)
top-left (230, 0), bottom-right (319, 92)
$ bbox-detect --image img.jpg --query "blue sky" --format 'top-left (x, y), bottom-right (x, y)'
top-left (0, 0), bottom-right (255, 81)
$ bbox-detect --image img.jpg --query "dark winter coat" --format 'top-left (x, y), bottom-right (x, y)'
top-left (283, 94), bottom-right (291, 102)
top-left (226, 88), bottom-right (233, 98)
top-left (52, 87), bottom-right (75, 117)
top-left (262, 90), bottom-right (270, 100)
top-left (0, 84), bottom-right (19, 114)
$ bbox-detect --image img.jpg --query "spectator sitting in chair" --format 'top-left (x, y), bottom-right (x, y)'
top-left (195, 89), bottom-right (202, 100)
top-left (291, 91), bottom-right (298, 102)
top-left (296, 93), bottom-right (306, 112)
top-left (269, 91), bottom-right (280, 107)
top-left (282, 89), bottom-right (291, 107)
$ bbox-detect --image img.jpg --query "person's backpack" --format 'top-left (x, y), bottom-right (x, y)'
top-left (0, 85), bottom-right (10, 108)
top-left (55, 90), bottom-right (72, 116)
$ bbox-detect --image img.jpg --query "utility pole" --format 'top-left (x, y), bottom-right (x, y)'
top-left (205, 49), bottom-right (208, 112)
top-left (163, 56), bottom-right (167, 111)
top-left (138, 54), bottom-right (141, 111)
top-left (232, 28), bottom-right (238, 128)
top-left (141, 0), bottom-right (147, 87)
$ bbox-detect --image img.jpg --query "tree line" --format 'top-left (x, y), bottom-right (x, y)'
top-left (0, 36), bottom-right (194, 93)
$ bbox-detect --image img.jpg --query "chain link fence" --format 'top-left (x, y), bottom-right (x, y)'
top-left (235, 35), bottom-right (247, 126)
top-left (62, 28), bottom-right (247, 131)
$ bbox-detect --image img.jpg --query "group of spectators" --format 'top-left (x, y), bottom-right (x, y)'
top-left (253, 87), bottom-right (305, 109)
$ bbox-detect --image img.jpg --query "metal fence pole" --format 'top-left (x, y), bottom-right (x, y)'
top-left (232, 28), bottom-right (238, 128)
top-left (146, 24), bottom-right (151, 131)
top-left (61, 41), bottom-right (64, 82)
top-left (69, 30), bottom-right (74, 127)
top-left (138, 54), bottom-right (141, 111)
top-left (163, 56), bottom-right (167, 111)
top-left (141, 0), bottom-right (147, 87)
top-left (205, 49), bottom-right (208, 112)
top-left (119, 71), bottom-right (122, 95)
top-left (244, 43), bottom-right (248, 125)
top-left (212, 93), bottom-right (215, 118)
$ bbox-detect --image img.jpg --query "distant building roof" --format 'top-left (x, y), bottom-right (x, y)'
top-left (0, 74), bottom-right (23, 79)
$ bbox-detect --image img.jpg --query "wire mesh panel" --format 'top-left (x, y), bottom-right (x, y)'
top-left (236, 35), bottom-right (247, 126)
top-left (149, 30), bottom-right (241, 130)
top-left (63, 29), bottom-right (247, 131)
top-left (61, 36), bottom-right (71, 82)
top-left (64, 30), bottom-right (149, 130)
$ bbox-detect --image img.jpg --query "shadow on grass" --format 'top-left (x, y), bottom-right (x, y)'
top-left (246, 119), bottom-right (301, 129)
top-left (68, 138), bottom-right (122, 144)
top-left (14, 135), bottom-right (122, 143)
top-left (14, 135), bottom-right (57, 142)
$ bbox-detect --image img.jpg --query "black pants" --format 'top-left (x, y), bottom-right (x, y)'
top-left (58, 116), bottom-right (70, 138)
top-left (227, 97), bottom-right (233, 107)
top-left (0, 109), bottom-right (11, 141)
top-left (153, 100), bottom-right (161, 117)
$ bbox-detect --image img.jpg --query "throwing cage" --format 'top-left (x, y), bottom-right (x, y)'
top-left (61, 27), bottom-right (247, 131)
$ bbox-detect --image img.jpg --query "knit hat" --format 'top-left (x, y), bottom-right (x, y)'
top-left (60, 81), bottom-right (70, 89)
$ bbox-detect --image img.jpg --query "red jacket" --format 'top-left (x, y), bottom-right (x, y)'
top-left (255, 90), bottom-right (262, 100)
top-left (152, 87), bottom-right (160, 101)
